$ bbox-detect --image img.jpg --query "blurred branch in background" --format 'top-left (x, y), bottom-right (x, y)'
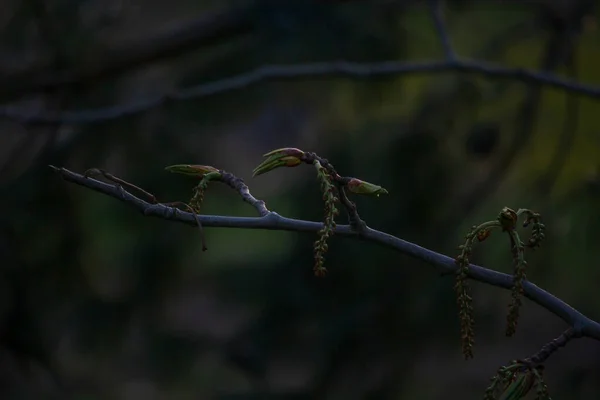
top-left (438, 8), bottom-right (583, 236)
top-left (1, 2), bottom-right (599, 127)
top-left (427, 0), bottom-right (457, 61)
top-left (2, 57), bottom-right (600, 126)
top-left (537, 41), bottom-right (580, 195)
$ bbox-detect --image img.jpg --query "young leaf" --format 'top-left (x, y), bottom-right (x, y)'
top-left (252, 147), bottom-right (305, 177)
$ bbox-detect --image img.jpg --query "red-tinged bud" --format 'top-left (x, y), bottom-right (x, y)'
top-left (281, 156), bottom-right (302, 167)
top-left (253, 147), bottom-right (305, 177)
top-left (262, 147), bottom-right (305, 159)
top-left (346, 178), bottom-right (388, 196)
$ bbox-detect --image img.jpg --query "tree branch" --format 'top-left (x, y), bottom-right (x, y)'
top-left (219, 171), bottom-right (270, 217)
top-left (3, 58), bottom-right (600, 126)
top-left (427, 0), bottom-right (456, 61)
top-left (524, 327), bottom-right (581, 366)
top-left (50, 165), bottom-right (600, 342)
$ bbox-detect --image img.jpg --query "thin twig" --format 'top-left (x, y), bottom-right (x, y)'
top-left (51, 165), bottom-right (600, 342)
top-left (3, 58), bottom-right (600, 125)
top-left (524, 327), bottom-right (582, 366)
top-left (427, 0), bottom-right (456, 61)
top-left (82, 168), bottom-right (208, 250)
top-left (83, 168), bottom-right (158, 202)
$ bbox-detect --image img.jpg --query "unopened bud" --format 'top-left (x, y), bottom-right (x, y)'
top-left (253, 147), bottom-right (305, 177)
top-left (346, 178), bottom-right (388, 197)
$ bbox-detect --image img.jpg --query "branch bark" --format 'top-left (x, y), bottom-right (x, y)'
top-left (51, 166), bottom-right (600, 342)
top-left (3, 58), bottom-right (600, 126)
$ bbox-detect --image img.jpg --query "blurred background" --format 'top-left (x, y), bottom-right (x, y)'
top-left (1, 0), bottom-right (600, 399)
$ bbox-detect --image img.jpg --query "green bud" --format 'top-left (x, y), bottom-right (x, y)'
top-left (346, 178), bottom-right (388, 196)
top-left (252, 147), bottom-right (305, 177)
top-left (499, 369), bottom-right (535, 400)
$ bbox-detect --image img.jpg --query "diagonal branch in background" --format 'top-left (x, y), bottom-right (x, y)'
top-left (3, 58), bottom-right (600, 126)
top-left (0, 7), bottom-right (254, 101)
top-left (427, 0), bottom-right (456, 61)
top-left (51, 166), bottom-right (600, 342)
top-left (436, 13), bottom-right (582, 245)
top-left (537, 39), bottom-right (580, 195)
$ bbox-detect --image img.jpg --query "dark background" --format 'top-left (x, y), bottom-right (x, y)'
top-left (1, 0), bottom-right (599, 399)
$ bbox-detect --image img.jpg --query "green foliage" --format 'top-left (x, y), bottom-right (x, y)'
top-left (252, 147), bottom-right (305, 177)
